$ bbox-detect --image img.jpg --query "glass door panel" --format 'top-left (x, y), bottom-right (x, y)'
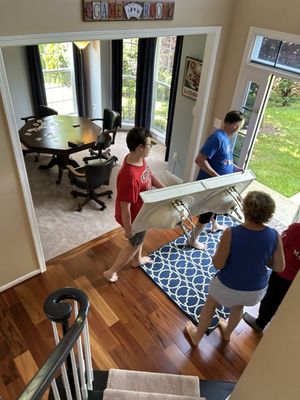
top-left (231, 68), bottom-right (272, 168)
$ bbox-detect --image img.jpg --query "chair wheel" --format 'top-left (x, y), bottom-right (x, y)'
top-left (108, 194), bottom-right (112, 199)
top-left (72, 193), bottom-right (78, 198)
top-left (77, 205), bottom-right (82, 212)
top-left (99, 205), bottom-right (106, 211)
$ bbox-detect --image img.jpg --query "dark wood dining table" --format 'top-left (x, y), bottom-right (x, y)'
top-left (19, 115), bottom-right (101, 184)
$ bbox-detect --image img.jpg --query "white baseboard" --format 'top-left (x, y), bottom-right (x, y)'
top-left (166, 170), bottom-right (183, 184)
top-left (0, 269), bottom-right (41, 293)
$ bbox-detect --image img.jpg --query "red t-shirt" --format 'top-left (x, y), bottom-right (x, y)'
top-left (115, 155), bottom-right (152, 226)
top-left (277, 223), bottom-right (300, 281)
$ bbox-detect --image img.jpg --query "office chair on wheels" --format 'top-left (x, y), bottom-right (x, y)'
top-left (83, 108), bottom-right (120, 164)
top-left (21, 105), bottom-right (58, 162)
top-left (67, 156), bottom-right (116, 211)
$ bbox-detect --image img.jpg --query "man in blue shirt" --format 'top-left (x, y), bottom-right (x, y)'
top-left (190, 110), bottom-right (245, 250)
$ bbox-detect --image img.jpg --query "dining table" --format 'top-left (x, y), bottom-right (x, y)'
top-left (19, 114), bottom-right (101, 184)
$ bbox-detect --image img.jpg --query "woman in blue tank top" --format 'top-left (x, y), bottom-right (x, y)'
top-left (186, 191), bottom-right (285, 347)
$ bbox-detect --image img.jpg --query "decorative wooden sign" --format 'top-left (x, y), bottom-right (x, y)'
top-left (83, 1), bottom-right (175, 21)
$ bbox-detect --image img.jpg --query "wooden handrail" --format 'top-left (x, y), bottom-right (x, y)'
top-left (17, 287), bottom-right (90, 400)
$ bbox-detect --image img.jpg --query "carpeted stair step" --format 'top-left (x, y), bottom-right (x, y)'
top-left (106, 369), bottom-right (201, 397)
top-left (103, 388), bottom-right (205, 399)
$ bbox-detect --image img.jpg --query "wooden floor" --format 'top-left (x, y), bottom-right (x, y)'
top-left (0, 227), bottom-right (262, 399)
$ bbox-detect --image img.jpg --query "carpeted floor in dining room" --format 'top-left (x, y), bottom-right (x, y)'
top-left (24, 130), bottom-right (177, 261)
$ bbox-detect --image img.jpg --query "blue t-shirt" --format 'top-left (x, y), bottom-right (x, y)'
top-left (217, 225), bottom-right (278, 291)
top-left (197, 129), bottom-right (234, 180)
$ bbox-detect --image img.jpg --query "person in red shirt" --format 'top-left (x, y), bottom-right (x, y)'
top-left (103, 127), bottom-right (164, 282)
top-left (243, 222), bottom-right (300, 332)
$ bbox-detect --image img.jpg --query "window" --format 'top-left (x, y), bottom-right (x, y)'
top-left (39, 43), bottom-right (77, 114)
top-left (151, 36), bottom-right (176, 137)
top-left (122, 38), bottom-right (138, 124)
top-left (251, 35), bottom-right (300, 74)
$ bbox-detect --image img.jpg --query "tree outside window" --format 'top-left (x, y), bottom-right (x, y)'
top-left (39, 43), bottom-right (77, 115)
top-left (122, 38), bottom-right (138, 124)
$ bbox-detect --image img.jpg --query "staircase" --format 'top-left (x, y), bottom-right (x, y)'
top-left (17, 288), bottom-right (235, 400)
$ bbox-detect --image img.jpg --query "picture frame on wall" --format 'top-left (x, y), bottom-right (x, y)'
top-left (182, 57), bottom-right (203, 100)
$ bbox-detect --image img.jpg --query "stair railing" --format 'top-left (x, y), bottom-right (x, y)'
top-left (17, 287), bottom-right (92, 400)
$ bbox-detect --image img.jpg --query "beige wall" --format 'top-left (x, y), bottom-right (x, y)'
top-left (0, 96), bottom-right (38, 286)
top-left (231, 271), bottom-right (300, 399)
top-left (0, 0), bottom-right (233, 36)
top-left (0, 0), bottom-right (235, 288)
top-left (214, 0), bottom-right (300, 122)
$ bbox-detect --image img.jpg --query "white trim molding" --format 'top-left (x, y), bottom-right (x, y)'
top-left (0, 51), bottom-right (46, 274)
top-left (0, 269), bottom-right (41, 293)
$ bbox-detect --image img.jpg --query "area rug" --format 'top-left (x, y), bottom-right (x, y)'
top-left (142, 215), bottom-right (237, 332)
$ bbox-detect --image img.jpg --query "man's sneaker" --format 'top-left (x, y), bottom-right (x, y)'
top-left (243, 312), bottom-right (264, 333)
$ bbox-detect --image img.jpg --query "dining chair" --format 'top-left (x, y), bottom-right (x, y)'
top-left (21, 105), bottom-right (58, 161)
top-left (67, 156), bottom-right (116, 211)
top-left (83, 108), bottom-right (121, 164)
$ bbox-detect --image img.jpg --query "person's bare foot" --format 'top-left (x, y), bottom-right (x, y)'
top-left (189, 240), bottom-right (207, 251)
top-left (185, 320), bottom-right (200, 346)
top-left (132, 256), bottom-right (153, 267)
top-left (211, 223), bottom-right (226, 233)
top-left (103, 271), bottom-right (118, 282)
top-left (218, 319), bottom-right (230, 343)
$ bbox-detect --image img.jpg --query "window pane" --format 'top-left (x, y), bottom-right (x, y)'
top-left (251, 35), bottom-right (281, 66)
top-left (39, 43), bottom-right (76, 115)
top-left (251, 35), bottom-right (300, 74)
top-left (122, 38), bottom-right (138, 124)
top-left (277, 41), bottom-right (300, 73)
top-left (244, 82), bottom-right (259, 110)
top-left (152, 36), bottom-right (176, 134)
top-left (233, 133), bottom-right (246, 163)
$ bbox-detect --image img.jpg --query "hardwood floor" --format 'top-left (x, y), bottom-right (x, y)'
top-left (0, 227), bottom-right (262, 399)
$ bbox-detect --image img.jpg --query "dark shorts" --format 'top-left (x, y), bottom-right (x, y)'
top-left (129, 231), bottom-right (146, 247)
top-left (198, 212), bottom-right (216, 224)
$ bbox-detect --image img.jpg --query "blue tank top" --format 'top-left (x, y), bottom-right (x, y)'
top-left (217, 225), bottom-right (278, 291)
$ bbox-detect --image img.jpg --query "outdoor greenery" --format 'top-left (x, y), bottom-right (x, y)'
top-left (122, 36), bottom-right (175, 131)
top-left (39, 43), bottom-right (72, 87)
top-left (248, 78), bottom-right (300, 197)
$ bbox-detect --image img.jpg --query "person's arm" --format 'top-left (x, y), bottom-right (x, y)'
top-left (267, 232), bottom-right (285, 272)
top-left (195, 153), bottom-right (219, 177)
top-left (212, 228), bottom-right (231, 270)
top-left (151, 174), bottom-right (165, 189)
top-left (233, 164), bottom-right (244, 173)
top-left (120, 201), bottom-right (133, 238)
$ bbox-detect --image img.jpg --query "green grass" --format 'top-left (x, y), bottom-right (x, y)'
top-left (248, 102), bottom-right (300, 197)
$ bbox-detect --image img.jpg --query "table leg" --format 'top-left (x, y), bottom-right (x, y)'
top-left (39, 155), bottom-right (80, 184)
top-left (38, 156), bottom-right (58, 170)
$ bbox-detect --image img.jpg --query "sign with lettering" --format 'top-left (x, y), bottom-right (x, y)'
top-left (83, 1), bottom-right (175, 21)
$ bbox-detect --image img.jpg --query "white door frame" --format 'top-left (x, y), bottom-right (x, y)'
top-left (0, 26), bottom-right (221, 273)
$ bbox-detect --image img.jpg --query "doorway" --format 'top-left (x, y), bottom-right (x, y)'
top-left (232, 68), bottom-right (300, 224)
top-left (0, 27), bottom-right (221, 274)
top-left (248, 75), bottom-right (300, 198)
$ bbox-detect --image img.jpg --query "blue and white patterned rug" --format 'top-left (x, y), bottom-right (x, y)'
top-left (142, 215), bottom-right (237, 332)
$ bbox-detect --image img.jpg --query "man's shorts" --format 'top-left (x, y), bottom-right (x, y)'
top-left (129, 231), bottom-right (146, 247)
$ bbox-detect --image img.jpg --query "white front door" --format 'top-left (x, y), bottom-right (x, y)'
top-left (231, 67), bottom-right (272, 168)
